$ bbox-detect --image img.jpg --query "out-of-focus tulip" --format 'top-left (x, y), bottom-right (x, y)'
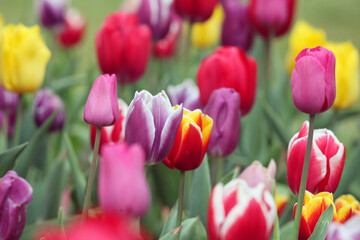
top-left (291, 46), bottom-right (336, 115)
top-left (99, 143), bottom-right (150, 217)
top-left (327, 215), bottom-right (360, 240)
top-left (0, 111), bottom-right (16, 137)
top-left (0, 24), bottom-right (51, 93)
top-left (0, 171), bottom-right (33, 240)
top-left (326, 41), bottom-right (359, 110)
top-left (33, 88), bottom-right (66, 132)
top-left (207, 178), bottom-right (276, 240)
top-left (286, 20), bottom-right (326, 72)
top-left (204, 88), bottom-right (240, 158)
top-left (163, 108), bottom-right (213, 171)
top-left (197, 46), bottom-right (257, 116)
top-left (167, 79), bottom-right (202, 111)
top-left (125, 90), bottom-right (183, 164)
top-left (57, 8), bottom-right (86, 48)
top-left (287, 121), bottom-right (345, 195)
top-left (275, 193), bottom-right (289, 216)
top-left (221, 0), bottom-right (253, 51)
top-left (174, 0), bottom-right (218, 23)
top-left (0, 84), bottom-right (19, 112)
top-left (36, 0), bottom-right (67, 28)
top-left (249, 0), bottom-right (296, 38)
top-left (334, 195), bottom-right (360, 223)
top-left (84, 74), bottom-right (119, 127)
top-left (96, 12), bottom-right (152, 84)
top-left (90, 99), bottom-right (128, 153)
top-left (191, 4), bottom-right (224, 48)
top-left (239, 159), bottom-right (276, 193)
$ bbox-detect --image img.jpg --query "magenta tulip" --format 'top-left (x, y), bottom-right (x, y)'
top-left (0, 84), bottom-right (19, 112)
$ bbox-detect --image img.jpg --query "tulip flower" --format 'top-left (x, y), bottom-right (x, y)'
top-left (0, 111), bottom-right (16, 137)
top-left (0, 24), bottom-right (51, 93)
top-left (327, 216), bottom-right (360, 240)
top-left (167, 79), bottom-right (202, 111)
top-left (249, 0), bottom-right (296, 38)
top-left (291, 46), bottom-right (336, 115)
top-left (204, 88), bottom-right (241, 158)
top-left (207, 178), bottom-right (276, 240)
top-left (174, 0), bottom-right (218, 23)
top-left (334, 195), bottom-right (360, 223)
top-left (0, 84), bottom-right (19, 112)
top-left (275, 193), bottom-right (289, 216)
top-left (221, 0), bottom-right (253, 51)
top-left (99, 143), bottom-right (150, 217)
top-left (163, 108), bottom-right (213, 171)
top-left (197, 46), bottom-right (257, 116)
top-left (0, 171), bottom-right (33, 240)
top-left (96, 12), bottom-right (152, 84)
top-left (36, 0), bottom-right (67, 28)
top-left (84, 74), bottom-right (119, 127)
top-left (57, 8), bottom-right (86, 48)
top-left (326, 41), bottom-right (359, 110)
top-left (287, 121), bottom-right (345, 195)
top-left (33, 88), bottom-right (66, 132)
top-left (125, 90), bottom-right (183, 164)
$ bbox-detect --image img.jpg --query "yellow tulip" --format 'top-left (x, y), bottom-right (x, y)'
top-left (191, 4), bottom-right (224, 48)
top-left (0, 24), bottom-right (51, 93)
top-left (286, 20), bottom-right (326, 73)
top-left (326, 41), bottom-right (359, 109)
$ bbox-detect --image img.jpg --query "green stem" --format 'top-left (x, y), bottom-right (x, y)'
top-left (176, 171), bottom-right (185, 227)
top-left (184, 22), bottom-right (193, 79)
top-left (292, 114), bottom-right (316, 240)
top-left (210, 159), bottom-right (216, 187)
top-left (82, 127), bottom-right (101, 219)
top-left (13, 94), bottom-right (23, 146)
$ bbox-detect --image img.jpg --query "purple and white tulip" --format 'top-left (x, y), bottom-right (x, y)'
top-left (36, 0), bottom-right (67, 28)
top-left (167, 79), bottom-right (202, 111)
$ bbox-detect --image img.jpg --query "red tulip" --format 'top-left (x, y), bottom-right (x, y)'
top-left (174, 0), bottom-right (218, 23)
top-left (57, 9), bottom-right (86, 48)
top-left (154, 16), bottom-right (182, 58)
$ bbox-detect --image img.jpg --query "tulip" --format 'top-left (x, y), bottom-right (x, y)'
top-left (191, 4), bottom-right (224, 48)
top-left (0, 171), bottom-right (33, 240)
top-left (287, 121), bottom-right (345, 195)
top-left (275, 193), bottom-right (289, 216)
top-left (36, 0), bottom-right (67, 28)
top-left (204, 88), bottom-right (241, 158)
top-left (96, 12), bottom-right (152, 84)
top-left (84, 74), bottom-right (119, 127)
top-left (249, 0), bottom-right (296, 38)
top-left (57, 8), bottom-right (86, 48)
top-left (197, 46), bottom-right (257, 116)
top-left (327, 216), bottom-right (360, 240)
top-left (174, 0), bottom-right (218, 23)
top-left (0, 111), bottom-right (16, 137)
top-left (125, 90), bottom-right (183, 164)
top-left (326, 41), bottom-right (359, 110)
top-left (207, 178), bottom-right (276, 240)
top-left (167, 79), bottom-right (202, 111)
top-left (0, 84), bottom-right (19, 112)
top-left (0, 24), bottom-right (51, 93)
top-left (334, 195), bottom-right (360, 223)
top-left (163, 108), bottom-right (213, 171)
top-left (33, 88), bottom-right (66, 132)
top-left (291, 46), bottom-right (336, 115)
top-left (99, 143), bottom-right (150, 217)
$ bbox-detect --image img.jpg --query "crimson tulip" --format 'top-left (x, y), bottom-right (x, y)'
top-left (57, 9), bottom-right (86, 48)
top-left (174, 0), bottom-right (218, 23)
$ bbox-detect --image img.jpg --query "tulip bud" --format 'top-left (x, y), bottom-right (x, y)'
top-left (33, 88), bottom-right (66, 132)
top-left (57, 8), bottom-right (86, 48)
top-left (291, 46), bottom-right (336, 114)
top-left (0, 84), bottom-right (19, 112)
top-left (204, 88), bottom-right (241, 158)
top-left (84, 74), bottom-right (120, 127)
top-left (98, 143), bottom-right (151, 217)
top-left (163, 108), bottom-right (213, 171)
top-left (197, 46), bottom-right (257, 116)
top-left (36, 0), bottom-right (67, 29)
top-left (287, 121), bottom-right (345, 195)
top-left (0, 171), bottom-right (33, 240)
top-left (125, 90), bottom-right (183, 164)
top-left (207, 178), bottom-right (276, 240)
top-left (167, 79), bottom-right (202, 111)
top-left (327, 216), bottom-right (360, 240)
top-left (174, 0), bottom-right (218, 23)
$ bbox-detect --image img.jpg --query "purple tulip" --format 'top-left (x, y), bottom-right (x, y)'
top-left (0, 171), bottom-right (33, 240)
top-left (36, 0), bottom-right (67, 28)
top-left (221, 0), bottom-right (253, 51)
top-left (125, 90), bottom-right (183, 164)
top-left (98, 143), bottom-right (150, 217)
top-left (33, 88), bottom-right (66, 132)
top-left (0, 84), bottom-right (19, 112)
top-left (0, 111), bottom-right (17, 137)
top-left (239, 160), bottom-right (276, 193)
top-left (138, 0), bottom-right (173, 41)
top-left (291, 46), bottom-right (336, 115)
top-left (327, 216), bottom-right (360, 240)
top-left (204, 88), bottom-right (241, 158)
top-left (84, 74), bottom-right (120, 127)
top-left (167, 79), bottom-right (202, 111)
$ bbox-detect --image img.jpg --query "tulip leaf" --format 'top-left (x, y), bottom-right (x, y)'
top-left (308, 205), bottom-right (334, 240)
top-left (189, 155), bottom-right (211, 225)
top-left (280, 221), bottom-right (293, 240)
top-left (179, 217), bottom-right (207, 240)
top-left (0, 142), bottom-right (28, 176)
top-left (48, 74), bottom-right (87, 92)
top-left (272, 211), bottom-right (280, 240)
top-left (219, 166), bottom-right (240, 185)
top-left (160, 201), bottom-right (178, 237)
top-left (159, 227), bottom-right (182, 240)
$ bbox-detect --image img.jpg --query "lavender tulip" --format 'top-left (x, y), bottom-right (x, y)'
top-left (167, 79), bottom-right (202, 111)
top-left (327, 216), bottom-right (360, 240)
top-left (221, 0), bottom-right (253, 51)
top-left (0, 84), bottom-right (19, 112)
top-left (33, 88), bottom-right (66, 132)
top-left (0, 171), bottom-right (33, 240)
top-left (36, 0), bottom-right (67, 28)
top-left (125, 90), bottom-right (183, 164)
top-left (204, 88), bottom-right (241, 158)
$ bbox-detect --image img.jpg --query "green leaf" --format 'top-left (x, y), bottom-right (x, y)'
top-left (280, 221), bottom-right (293, 240)
top-left (180, 217), bottom-right (207, 240)
top-left (308, 205), bottom-right (334, 240)
top-left (272, 212), bottom-right (280, 240)
top-left (219, 166), bottom-right (240, 185)
top-left (48, 74), bottom-right (86, 92)
top-left (189, 155), bottom-right (211, 225)
top-left (160, 201), bottom-right (178, 237)
top-left (159, 227), bottom-right (182, 240)
top-left (0, 142), bottom-right (28, 176)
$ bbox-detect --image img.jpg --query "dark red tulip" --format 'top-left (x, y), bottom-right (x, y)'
top-left (57, 9), bottom-right (86, 48)
top-left (174, 0), bottom-right (218, 23)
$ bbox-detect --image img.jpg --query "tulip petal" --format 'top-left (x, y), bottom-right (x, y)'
top-left (305, 197), bottom-right (336, 232)
top-left (323, 143), bottom-right (345, 193)
top-left (207, 183), bottom-right (225, 240)
top-left (201, 113), bottom-right (213, 159)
